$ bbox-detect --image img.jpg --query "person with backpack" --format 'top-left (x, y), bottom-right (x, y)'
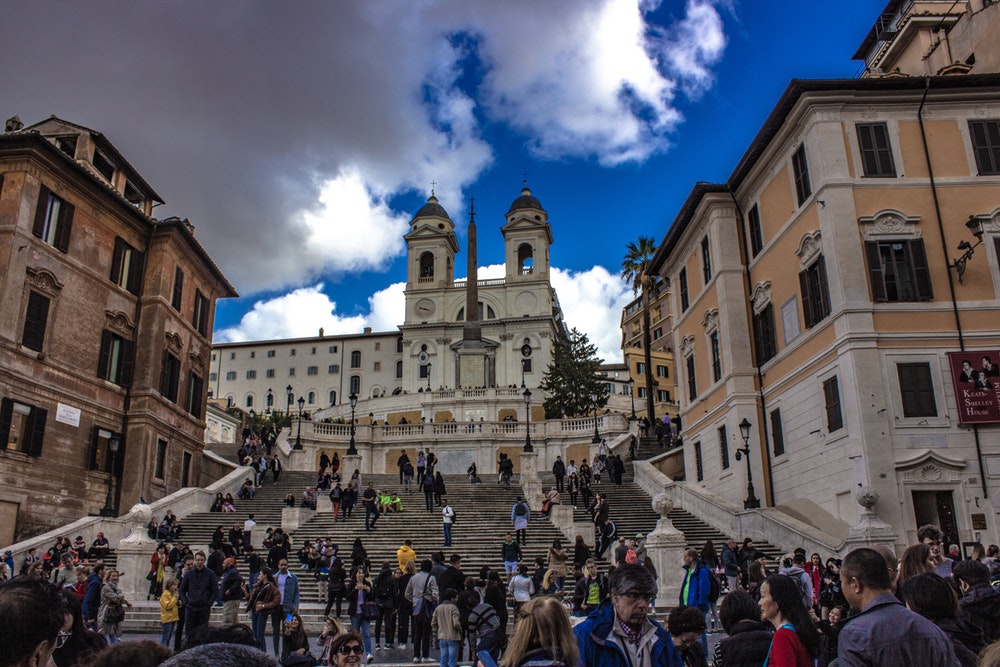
top-left (778, 553), bottom-right (814, 612)
top-left (329, 482), bottom-right (344, 522)
top-left (511, 497), bottom-right (530, 546)
top-left (423, 469), bottom-right (436, 511)
top-left (372, 562), bottom-right (400, 651)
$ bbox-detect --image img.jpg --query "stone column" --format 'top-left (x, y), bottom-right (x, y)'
top-left (281, 507), bottom-right (307, 532)
top-left (644, 493), bottom-right (687, 607)
top-left (317, 493), bottom-right (333, 514)
top-left (519, 451), bottom-right (543, 510)
top-left (114, 503), bottom-right (158, 602)
top-left (839, 487), bottom-right (897, 557)
top-left (343, 454), bottom-right (364, 478)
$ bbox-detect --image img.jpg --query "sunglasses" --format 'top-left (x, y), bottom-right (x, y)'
top-left (338, 644), bottom-right (365, 656)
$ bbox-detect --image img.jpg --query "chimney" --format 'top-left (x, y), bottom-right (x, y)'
top-left (319, 328), bottom-right (324, 337)
top-left (4, 116), bottom-right (23, 133)
top-left (364, 327), bottom-right (372, 334)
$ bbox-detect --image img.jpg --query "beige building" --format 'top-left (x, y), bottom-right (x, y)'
top-left (0, 116), bottom-right (236, 541)
top-left (620, 288), bottom-right (678, 421)
top-left (651, 71), bottom-right (1000, 549)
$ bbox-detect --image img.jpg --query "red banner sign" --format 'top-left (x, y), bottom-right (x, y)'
top-left (947, 351), bottom-right (1000, 424)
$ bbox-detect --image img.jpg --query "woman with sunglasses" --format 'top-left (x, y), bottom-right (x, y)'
top-left (328, 631), bottom-right (367, 667)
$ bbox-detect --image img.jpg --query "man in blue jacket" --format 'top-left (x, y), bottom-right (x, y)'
top-left (574, 563), bottom-right (682, 667)
top-left (679, 548), bottom-right (711, 653)
top-left (82, 562), bottom-right (105, 631)
top-left (272, 558), bottom-right (300, 656)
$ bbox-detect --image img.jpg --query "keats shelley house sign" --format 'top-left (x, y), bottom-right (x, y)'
top-left (947, 351), bottom-right (1000, 424)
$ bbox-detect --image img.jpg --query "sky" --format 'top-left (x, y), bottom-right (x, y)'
top-left (0, 0), bottom-right (886, 363)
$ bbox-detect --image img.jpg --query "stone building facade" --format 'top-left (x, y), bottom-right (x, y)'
top-left (0, 116), bottom-right (236, 541)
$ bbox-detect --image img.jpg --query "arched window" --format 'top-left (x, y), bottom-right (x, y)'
top-left (226, 395), bottom-right (235, 408)
top-left (457, 302), bottom-right (497, 321)
top-left (350, 375), bottom-right (361, 395)
top-left (307, 391), bottom-right (315, 404)
top-left (396, 337), bottom-right (403, 353)
top-left (396, 360), bottom-right (403, 378)
top-left (329, 390), bottom-right (337, 405)
top-left (419, 252), bottom-right (434, 278)
top-left (350, 350), bottom-right (361, 368)
top-left (245, 394), bottom-right (254, 408)
top-left (518, 243), bottom-right (534, 274)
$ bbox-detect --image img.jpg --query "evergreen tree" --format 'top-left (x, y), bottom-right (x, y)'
top-left (540, 328), bottom-right (608, 418)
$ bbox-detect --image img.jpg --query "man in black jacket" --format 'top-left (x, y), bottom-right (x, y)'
top-left (552, 456), bottom-right (566, 492)
top-left (219, 557), bottom-right (245, 625)
top-left (179, 551), bottom-right (219, 638)
top-left (955, 559), bottom-right (1000, 645)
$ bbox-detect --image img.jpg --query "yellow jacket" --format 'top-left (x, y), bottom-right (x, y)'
top-left (160, 589), bottom-right (179, 623)
top-left (397, 545), bottom-right (416, 572)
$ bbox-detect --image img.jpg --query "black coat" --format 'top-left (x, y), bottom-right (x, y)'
top-left (712, 620), bottom-right (772, 667)
top-left (960, 584), bottom-right (1000, 646)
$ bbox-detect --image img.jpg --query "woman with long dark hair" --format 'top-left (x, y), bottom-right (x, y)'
top-left (901, 573), bottom-right (981, 666)
top-left (759, 574), bottom-right (820, 666)
top-left (248, 566), bottom-right (281, 651)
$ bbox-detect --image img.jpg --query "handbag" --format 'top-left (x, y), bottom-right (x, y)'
top-left (412, 574), bottom-right (436, 619)
top-left (145, 571), bottom-right (156, 581)
top-left (361, 600), bottom-right (379, 621)
top-left (105, 600), bottom-right (125, 624)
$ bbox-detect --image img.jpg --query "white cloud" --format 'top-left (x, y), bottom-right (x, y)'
top-left (551, 266), bottom-right (633, 364)
top-left (214, 285), bottom-right (367, 343)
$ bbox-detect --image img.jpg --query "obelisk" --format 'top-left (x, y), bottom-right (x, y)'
top-left (457, 200), bottom-right (487, 388)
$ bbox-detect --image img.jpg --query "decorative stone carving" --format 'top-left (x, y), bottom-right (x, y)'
top-left (973, 105), bottom-right (991, 119)
top-left (119, 503), bottom-right (156, 545)
top-left (189, 352), bottom-right (206, 372)
top-left (701, 309), bottom-right (719, 331)
top-left (652, 493), bottom-right (674, 517)
top-left (844, 485), bottom-right (896, 547)
top-left (795, 231), bottom-right (823, 267)
top-left (750, 282), bottom-right (772, 314)
top-left (856, 486), bottom-right (879, 511)
top-left (499, 334), bottom-right (514, 341)
top-left (435, 338), bottom-right (452, 346)
top-left (680, 335), bottom-right (695, 358)
top-left (859, 209), bottom-right (921, 240)
top-left (26, 267), bottom-right (64, 294)
top-left (165, 332), bottom-right (182, 353)
top-left (104, 310), bottom-right (134, 337)
top-left (861, 107), bottom-right (879, 121)
top-left (918, 464), bottom-right (943, 482)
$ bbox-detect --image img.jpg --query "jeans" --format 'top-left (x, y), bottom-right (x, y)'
top-left (160, 621), bottom-right (175, 646)
top-left (252, 611), bottom-right (268, 651)
top-left (439, 639), bottom-right (459, 667)
top-left (350, 614), bottom-right (373, 654)
top-left (443, 522), bottom-right (452, 547)
top-left (425, 491), bottom-right (434, 511)
top-left (365, 504), bottom-right (379, 530)
top-left (412, 615), bottom-right (431, 658)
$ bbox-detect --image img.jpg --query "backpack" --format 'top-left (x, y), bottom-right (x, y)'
top-left (625, 547), bottom-right (638, 564)
top-left (708, 571), bottom-right (721, 603)
top-left (403, 462), bottom-right (414, 476)
top-left (373, 575), bottom-right (392, 603)
top-left (514, 502), bottom-right (528, 517)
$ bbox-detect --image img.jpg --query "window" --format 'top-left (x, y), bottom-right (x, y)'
top-left (653, 327), bottom-right (663, 340)
top-left (89, 427), bottom-right (116, 472)
top-left (657, 390), bottom-right (671, 402)
top-left (823, 376), bottom-right (843, 432)
top-left (694, 441), bottom-right (704, 482)
top-left (92, 151), bottom-right (115, 181)
top-left (969, 120), bottom-right (1000, 175)
top-left (0, 398), bottom-right (46, 456)
top-left (770, 409), bottom-right (785, 456)
top-left (192, 290), bottom-right (209, 336)
top-left (288, 367), bottom-right (296, 377)
top-left (110, 237), bottom-right (144, 295)
top-left (225, 371), bottom-right (236, 381)
top-left (396, 338), bottom-right (403, 353)
top-left (160, 352), bottom-right (181, 403)
top-left (250, 352), bottom-right (255, 358)
top-left (396, 360), bottom-right (403, 378)
top-left (154, 439), bottom-right (167, 479)
top-left (419, 365), bottom-right (430, 379)
top-left (230, 353), bottom-right (235, 360)
top-left (328, 365), bottom-right (339, 374)
top-left (308, 391), bottom-right (315, 404)
top-left (209, 372), bottom-right (217, 382)
top-left (246, 370), bottom-right (257, 379)
top-left (267, 350), bottom-right (276, 358)
top-left (245, 394), bottom-right (253, 408)
top-left (290, 349), bottom-right (296, 356)
top-left (686, 355), bottom-right (697, 401)
top-left (656, 365), bottom-right (669, 378)
top-left (857, 123), bottom-right (896, 177)
top-left (752, 304), bottom-right (777, 364)
top-left (311, 347), bottom-right (317, 354)
top-left (792, 144), bottom-right (812, 206)
top-left (638, 387), bottom-right (647, 399)
top-left (865, 240), bottom-right (932, 302)
top-left (307, 366), bottom-right (318, 376)
top-left (373, 362), bottom-right (381, 372)
top-left (350, 375), bottom-right (361, 394)
top-left (897, 363), bottom-right (937, 418)
top-left (701, 236), bottom-right (712, 283)
top-left (636, 362), bottom-right (646, 375)
top-left (171, 267), bottom-right (184, 310)
top-left (181, 451), bottom-right (191, 487)
top-left (375, 342), bottom-right (381, 351)
top-left (350, 351), bottom-right (361, 368)
top-left (800, 256), bottom-right (831, 328)
top-left (718, 425), bottom-right (729, 470)
top-left (679, 268), bottom-right (689, 311)
top-left (522, 358), bottom-right (532, 374)
top-left (329, 390), bottom-right (337, 405)
top-left (266, 369), bottom-right (275, 378)
top-left (97, 331), bottom-right (134, 386)
top-left (22, 291), bottom-right (50, 352)
top-left (710, 331), bottom-right (722, 382)
top-left (330, 345), bottom-right (338, 354)
top-left (32, 185), bottom-right (73, 253)
top-left (747, 203), bottom-right (763, 257)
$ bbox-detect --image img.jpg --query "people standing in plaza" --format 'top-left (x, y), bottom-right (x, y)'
top-left (347, 566), bottom-right (375, 662)
top-left (508, 564), bottom-right (535, 618)
top-left (0, 576), bottom-right (70, 667)
top-left (711, 589), bottom-right (772, 667)
top-left (248, 566), bottom-right (281, 652)
top-left (952, 559), bottom-right (1000, 645)
top-left (99, 569), bottom-right (132, 645)
top-left (272, 558), bottom-right (301, 656)
top-left (178, 551), bottom-right (218, 641)
top-left (271, 454), bottom-right (282, 483)
top-left (406, 559), bottom-right (440, 664)
top-left (511, 497), bottom-right (530, 546)
top-left (552, 456), bottom-right (566, 493)
top-left (759, 574), bottom-right (819, 667)
top-left (567, 472), bottom-right (579, 509)
top-left (442, 499), bottom-right (456, 547)
top-left (159, 578), bottom-right (180, 647)
top-left (373, 564), bottom-right (401, 651)
top-left (667, 606), bottom-right (708, 667)
top-left (417, 450), bottom-right (427, 491)
top-left (432, 588), bottom-right (462, 667)
top-left (424, 470), bottom-right (436, 511)
top-left (679, 549), bottom-right (711, 652)
top-left (363, 482), bottom-right (380, 532)
top-left (572, 559), bottom-right (607, 618)
top-left (900, 572), bottom-right (982, 665)
top-left (434, 472), bottom-right (447, 507)
top-left (722, 540), bottom-right (740, 592)
top-left (917, 524), bottom-right (953, 577)
top-left (398, 450), bottom-right (411, 485)
top-left (219, 557), bottom-right (244, 625)
top-left (501, 595), bottom-right (580, 667)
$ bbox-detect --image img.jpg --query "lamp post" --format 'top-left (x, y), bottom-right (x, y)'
top-left (591, 392), bottom-right (600, 444)
top-left (294, 396), bottom-right (304, 450)
top-left (426, 363), bottom-right (432, 392)
top-left (523, 388), bottom-right (533, 452)
top-left (734, 418), bottom-right (761, 509)
top-left (248, 409), bottom-right (256, 437)
top-left (952, 215), bottom-right (986, 284)
top-left (266, 388), bottom-right (273, 414)
top-left (99, 435), bottom-right (120, 517)
top-left (628, 379), bottom-right (636, 420)
top-left (348, 392), bottom-right (358, 455)
top-left (286, 385), bottom-right (293, 425)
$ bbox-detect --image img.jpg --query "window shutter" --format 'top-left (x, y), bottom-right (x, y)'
top-left (98, 330), bottom-right (113, 380)
top-left (865, 242), bottom-right (886, 302)
top-left (55, 201), bottom-right (73, 253)
top-left (858, 124), bottom-right (878, 176)
top-left (22, 291), bottom-right (50, 351)
top-left (120, 339), bottom-right (135, 387)
top-left (910, 240), bottom-right (933, 301)
top-left (26, 407), bottom-right (47, 457)
top-left (799, 269), bottom-right (813, 328)
top-left (816, 256), bottom-right (829, 318)
top-left (32, 185), bottom-right (50, 238)
top-left (110, 237), bottom-right (125, 283)
top-left (160, 350), bottom-right (170, 396)
top-left (127, 249), bottom-right (144, 296)
top-left (90, 425), bottom-right (102, 469)
top-left (0, 398), bottom-right (12, 450)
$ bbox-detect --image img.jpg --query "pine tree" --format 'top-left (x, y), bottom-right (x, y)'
top-left (540, 328), bottom-right (608, 418)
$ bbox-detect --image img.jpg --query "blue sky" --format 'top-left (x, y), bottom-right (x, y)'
top-left (0, 1), bottom-right (885, 362)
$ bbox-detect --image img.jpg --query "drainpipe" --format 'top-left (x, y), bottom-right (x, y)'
top-left (729, 188), bottom-right (776, 507)
top-left (917, 78), bottom-right (988, 498)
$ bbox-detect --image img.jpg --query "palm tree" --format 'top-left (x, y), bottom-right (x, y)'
top-left (621, 236), bottom-right (659, 428)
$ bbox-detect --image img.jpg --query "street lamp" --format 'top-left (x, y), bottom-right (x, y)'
top-left (426, 363), bottom-right (432, 392)
top-left (734, 418), bottom-right (761, 509)
top-left (952, 215), bottom-right (986, 284)
top-left (266, 388), bottom-right (273, 414)
top-left (99, 435), bottom-right (120, 517)
top-left (523, 388), bottom-right (533, 452)
top-left (294, 396), bottom-right (304, 450)
top-left (628, 379), bottom-right (636, 420)
top-left (286, 385), bottom-right (293, 424)
top-left (347, 392), bottom-right (358, 455)
top-left (591, 391), bottom-right (600, 443)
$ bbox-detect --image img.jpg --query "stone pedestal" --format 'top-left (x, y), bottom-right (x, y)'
top-left (519, 452), bottom-right (543, 510)
top-left (115, 503), bottom-right (158, 602)
top-left (317, 493), bottom-right (333, 514)
top-left (840, 487), bottom-right (897, 556)
top-left (343, 454), bottom-right (364, 478)
top-left (644, 494), bottom-right (687, 607)
top-left (281, 507), bottom-right (307, 532)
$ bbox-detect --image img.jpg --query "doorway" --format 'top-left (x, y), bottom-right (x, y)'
top-left (912, 490), bottom-right (959, 547)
